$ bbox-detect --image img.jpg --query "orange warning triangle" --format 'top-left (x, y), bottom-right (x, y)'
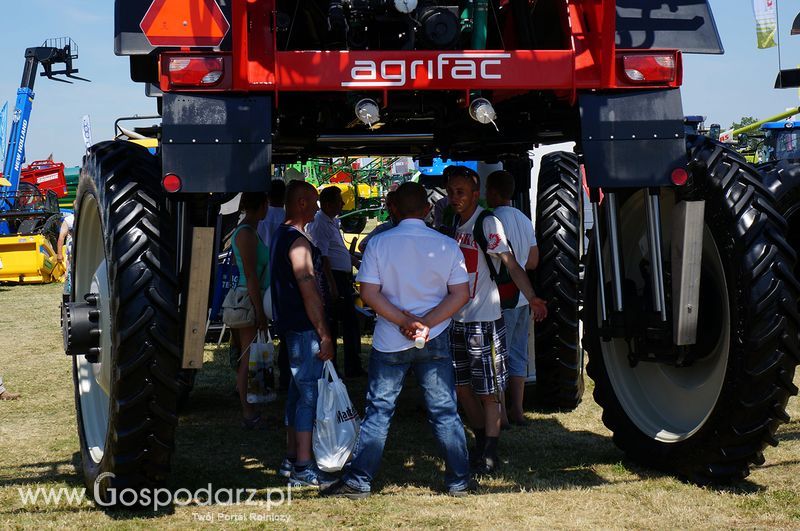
top-left (140, 0), bottom-right (230, 47)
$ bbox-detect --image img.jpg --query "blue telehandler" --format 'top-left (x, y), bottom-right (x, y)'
top-left (0, 38), bottom-right (88, 282)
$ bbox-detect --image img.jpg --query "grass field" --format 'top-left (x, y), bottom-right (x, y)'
top-left (1, 282), bottom-right (799, 529)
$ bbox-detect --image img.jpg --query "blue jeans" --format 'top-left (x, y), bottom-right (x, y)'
top-left (343, 332), bottom-right (470, 492)
top-left (502, 306), bottom-right (531, 378)
top-left (284, 330), bottom-right (325, 433)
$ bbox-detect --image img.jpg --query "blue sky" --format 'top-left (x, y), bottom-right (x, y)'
top-left (1, 0), bottom-right (799, 167)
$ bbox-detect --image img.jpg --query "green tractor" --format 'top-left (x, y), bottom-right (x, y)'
top-left (759, 119), bottom-right (800, 280)
top-left (714, 108), bottom-right (800, 283)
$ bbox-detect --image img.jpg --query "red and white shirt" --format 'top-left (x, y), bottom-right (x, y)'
top-left (453, 206), bottom-right (511, 323)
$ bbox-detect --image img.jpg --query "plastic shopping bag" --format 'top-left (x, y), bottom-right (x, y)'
top-left (313, 360), bottom-right (360, 472)
top-left (262, 285), bottom-right (273, 321)
top-left (246, 331), bottom-right (277, 404)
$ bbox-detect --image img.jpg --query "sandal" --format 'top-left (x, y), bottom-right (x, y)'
top-left (0, 390), bottom-right (21, 401)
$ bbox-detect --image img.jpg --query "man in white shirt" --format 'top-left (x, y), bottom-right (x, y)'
top-left (320, 182), bottom-right (473, 498)
top-left (257, 179), bottom-right (287, 247)
top-left (257, 179), bottom-right (290, 390)
top-left (486, 170), bottom-right (539, 426)
top-left (56, 212), bottom-right (74, 291)
top-left (447, 166), bottom-right (547, 474)
top-left (307, 186), bottom-right (364, 377)
top-left (358, 191), bottom-right (397, 253)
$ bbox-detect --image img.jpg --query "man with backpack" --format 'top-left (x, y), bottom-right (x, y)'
top-left (446, 166), bottom-right (547, 474)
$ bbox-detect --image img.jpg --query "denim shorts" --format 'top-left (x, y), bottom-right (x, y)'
top-left (284, 329), bottom-right (324, 432)
top-left (502, 306), bottom-right (531, 377)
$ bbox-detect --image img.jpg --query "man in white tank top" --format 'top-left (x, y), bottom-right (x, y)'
top-left (486, 170), bottom-right (539, 426)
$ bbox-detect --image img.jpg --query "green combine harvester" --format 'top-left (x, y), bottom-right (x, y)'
top-left (715, 107), bottom-right (800, 163)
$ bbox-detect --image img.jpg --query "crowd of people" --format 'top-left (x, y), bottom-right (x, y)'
top-left (226, 166), bottom-right (545, 496)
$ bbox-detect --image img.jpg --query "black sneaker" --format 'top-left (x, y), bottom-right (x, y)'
top-left (473, 453), bottom-right (500, 476)
top-left (319, 479), bottom-right (370, 500)
top-left (448, 479), bottom-right (479, 497)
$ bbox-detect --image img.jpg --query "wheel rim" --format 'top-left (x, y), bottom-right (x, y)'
top-left (599, 191), bottom-right (730, 443)
top-left (74, 194), bottom-right (113, 464)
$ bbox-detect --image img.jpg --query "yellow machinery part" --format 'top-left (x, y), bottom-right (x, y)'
top-left (318, 182), bottom-right (380, 211)
top-left (358, 183), bottom-right (380, 199)
top-left (129, 138), bottom-right (159, 151)
top-left (319, 183), bottom-right (356, 211)
top-left (0, 234), bottom-right (63, 284)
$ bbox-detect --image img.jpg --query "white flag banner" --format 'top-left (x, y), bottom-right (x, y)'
top-left (81, 114), bottom-right (92, 150)
top-left (0, 101), bottom-right (7, 167)
top-left (753, 0), bottom-right (778, 49)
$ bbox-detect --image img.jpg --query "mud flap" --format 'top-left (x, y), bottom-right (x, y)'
top-left (579, 89), bottom-right (687, 189)
top-left (162, 93), bottom-right (272, 193)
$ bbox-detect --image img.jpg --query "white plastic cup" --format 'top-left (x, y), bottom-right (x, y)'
top-left (414, 333), bottom-right (426, 349)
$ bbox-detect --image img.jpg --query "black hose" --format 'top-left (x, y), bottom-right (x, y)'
top-left (511, 0), bottom-right (534, 48)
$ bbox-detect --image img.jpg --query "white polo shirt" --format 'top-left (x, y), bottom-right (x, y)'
top-left (257, 206), bottom-right (286, 249)
top-left (357, 218), bottom-right (469, 352)
top-left (493, 205), bottom-right (537, 309)
top-left (307, 210), bottom-right (352, 272)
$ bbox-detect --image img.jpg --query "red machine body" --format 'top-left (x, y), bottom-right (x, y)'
top-left (149, 0), bottom-right (682, 98)
top-left (1, 160), bottom-right (68, 198)
top-left (18, 160), bottom-right (68, 198)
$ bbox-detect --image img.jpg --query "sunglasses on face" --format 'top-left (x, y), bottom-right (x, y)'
top-left (445, 165), bottom-right (480, 187)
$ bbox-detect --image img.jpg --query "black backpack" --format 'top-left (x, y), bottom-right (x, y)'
top-left (472, 210), bottom-right (520, 310)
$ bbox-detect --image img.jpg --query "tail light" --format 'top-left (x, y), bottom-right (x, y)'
top-left (161, 54), bottom-right (231, 90)
top-left (162, 173), bottom-right (182, 193)
top-left (671, 167), bottom-right (689, 186)
top-left (621, 53), bottom-right (679, 84)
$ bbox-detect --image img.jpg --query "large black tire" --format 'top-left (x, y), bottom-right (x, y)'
top-left (764, 160), bottom-right (800, 281)
top-left (69, 141), bottom-right (181, 502)
top-left (41, 213), bottom-right (61, 250)
top-left (340, 214), bottom-right (367, 234)
top-left (585, 137), bottom-right (800, 483)
top-left (533, 151), bottom-right (585, 410)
